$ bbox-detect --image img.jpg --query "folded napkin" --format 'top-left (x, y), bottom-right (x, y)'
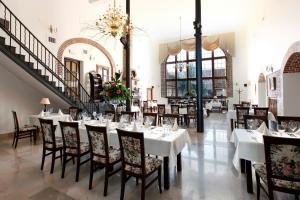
top-left (294, 128), bottom-right (300, 135)
top-left (58, 109), bottom-right (64, 116)
top-left (38, 110), bottom-right (45, 117)
top-left (172, 119), bottom-right (178, 131)
top-left (256, 122), bottom-right (272, 136)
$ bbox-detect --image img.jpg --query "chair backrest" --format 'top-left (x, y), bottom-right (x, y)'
top-left (105, 110), bottom-right (116, 122)
top-left (236, 107), bottom-right (250, 123)
top-left (162, 113), bottom-right (179, 125)
top-left (244, 115), bottom-right (268, 130)
top-left (143, 112), bottom-right (157, 126)
top-left (59, 121), bottom-right (80, 153)
top-left (69, 106), bottom-right (80, 120)
top-left (157, 104), bottom-right (166, 114)
top-left (39, 118), bottom-right (56, 147)
top-left (233, 104), bottom-right (242, 110)
top-left (254, 107), bottom-right (269, 118)
top-left (121, 111), bottom-right (136, 121)
top-left (12, 111), bottom-right (19, 132)
top-left (263, 136), bottom-right (300, 194)
top-left (142, 101), bottom-right (149, 112)
top-left (241, 101), bottom-right (251, 107)
top-left (251, 104), bottom-right (258, 108)
top-left (277, 116), bottom-right (300, 132)
top-left (187, 105), bottom-right (196, 115)
top-left (86, 125), bottom-right (109, 163)
top-left (117, 129), bottom-right (146, 174)
top-left (171, 105), bottom-right (180, 114)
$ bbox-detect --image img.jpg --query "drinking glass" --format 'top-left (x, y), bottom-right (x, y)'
top-left (92, 112), bottom-right (97, 120)
top-left (289, 121), bottom-right (298, 132)
top-left (277, 124), bottom-right (286, 135)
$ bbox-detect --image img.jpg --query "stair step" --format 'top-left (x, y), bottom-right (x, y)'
top-left (42, 75), bottom-right (49, 81)
top-left (34, 69), bottom-right (42, 75)
top-left (49, 81), bottom-right (56, 86)
top-left (0, 36), bottom-right (5, 45)
top-left (25, 61), bottom-right (34, 68)
top-left (4, 45), bottom-right (16, 53)
top-left (56, 87), bottom-right (62, 92)
top-left (16, 54), bottom-right (25, 61)
top-left (0, 18), bottom-right (10, 30)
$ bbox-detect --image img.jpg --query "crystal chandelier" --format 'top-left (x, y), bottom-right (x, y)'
top-left (96, 0), bottom-right (132, 38)
top-left (177, 17), bottom-right (186, 72)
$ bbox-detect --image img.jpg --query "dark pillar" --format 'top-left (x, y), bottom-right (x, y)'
top-left (125, 0), bottom-right (131, 111)
top-left (194, 0), bottom-right (204, 132)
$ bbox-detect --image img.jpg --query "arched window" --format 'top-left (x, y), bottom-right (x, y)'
top-left (165, 47), bottom-right (227, 98)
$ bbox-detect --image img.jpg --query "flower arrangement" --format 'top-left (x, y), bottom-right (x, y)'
top-left (101, 72), bottom-right (130, 101)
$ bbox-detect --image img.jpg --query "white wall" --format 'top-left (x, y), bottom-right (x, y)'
top-left (282, 73), bottom-right (300, 116)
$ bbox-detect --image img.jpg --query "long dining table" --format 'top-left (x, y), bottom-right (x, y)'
top-left (230, 128), bottom-right (300, 193)
top-left (55, 120), bottom-right (191, 190)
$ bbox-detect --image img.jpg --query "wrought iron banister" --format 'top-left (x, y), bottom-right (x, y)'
top-left (0, 0), bottom-right (97, 114)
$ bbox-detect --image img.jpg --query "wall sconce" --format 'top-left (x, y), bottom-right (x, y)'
top-left (49, 25), bottom-right (57, 34)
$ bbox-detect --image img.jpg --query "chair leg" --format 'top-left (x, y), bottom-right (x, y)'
top-left (12, 132), bottom-right (16, 146)
top-left (61, 153), bottom-right (67, 179)
top-left (50, 151), bottom-right (56, 174)
top-left (75, 156), bottom-right (80, 182)
top-left (14, 134), bottom-right (19, 148)
top-left (136, 177), bottom-right (139, 185)
top-left (120, 172), bottom-right (126, 200)
top-left (255, 172), bottom-right (260, 200)
top-left (295, 194), bottom-right (299, 200)
top-left (60, 149), bottom-right (63, 165)
top-left (89, 161), bottom-right (94, 190)
top-left (158, 167), bottom-right (162, 193)
top-left (104, 167), bottom-right (109, 196)
top-left (41, 147), bottom-right (46, 170)
top-left (141, 177), bottom-right (145, 200)
top-left (33, 130), bottom-right (37, 144)
top-left (72, 156), bottom-right (75, 164)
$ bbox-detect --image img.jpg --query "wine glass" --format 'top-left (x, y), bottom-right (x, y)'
top-left (289, 121), bottom-right (298, 133)
top-left (92, 112), bottom-right (97, 120)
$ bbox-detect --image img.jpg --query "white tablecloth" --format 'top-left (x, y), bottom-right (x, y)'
top-left (55, 120), bottom-right (191, 169)
top-left (29, 113), bottom-right (70, 126)
top-left (226, 109), bottom-right (276, 121)
top-left (205, 101), bottom-right (222, 110)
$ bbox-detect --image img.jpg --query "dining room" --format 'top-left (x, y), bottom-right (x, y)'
top-left (0, 0), bottom-right (300, 200)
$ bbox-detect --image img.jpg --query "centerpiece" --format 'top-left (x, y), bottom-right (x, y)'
top-left (101, 72), bottom-right (130, 112)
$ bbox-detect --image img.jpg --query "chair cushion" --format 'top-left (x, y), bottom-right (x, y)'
top-left (125, 156), bottom-right (161, 175)
top-left (20, 125), bottom-right (37, 132)
top-left (65, 142), bottom-right (89, 154)
top-left (45, 137), bottom-right (63, 149)
top-left (93, 147), bottom-right (121, 164)
top-left (253, 164), bottom-right (300, 190)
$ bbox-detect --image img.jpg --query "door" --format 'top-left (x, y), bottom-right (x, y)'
top-left (64, 58), bottom-right (80, 98)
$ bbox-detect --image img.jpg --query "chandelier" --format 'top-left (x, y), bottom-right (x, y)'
top-left (177, 17), bottom-right (187, 72)
top-left (96, 0), bottom-right (132, 38)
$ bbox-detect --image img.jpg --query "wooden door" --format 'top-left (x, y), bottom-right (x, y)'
top-left (64, 58), bottom-right (80, 98)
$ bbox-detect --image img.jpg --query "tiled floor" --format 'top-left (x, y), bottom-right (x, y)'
top-left (0, 113), bottom-right (283, 199)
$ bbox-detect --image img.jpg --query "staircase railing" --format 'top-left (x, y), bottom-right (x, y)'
top-left (0, 0), bottom-right (97, 114)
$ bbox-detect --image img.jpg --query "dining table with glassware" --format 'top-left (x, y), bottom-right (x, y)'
top-left (55, 116), bottom-right (191, 190)
top-left (29, 111), bottom-right (71, 126)
top-left (230, 126), bottom-right (300, 193)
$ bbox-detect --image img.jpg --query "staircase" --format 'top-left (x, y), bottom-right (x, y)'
top-left (0, 0), bottom-right (97, 115)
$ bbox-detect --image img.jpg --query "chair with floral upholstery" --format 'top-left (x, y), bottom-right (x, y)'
top-left (105, 110), bottom-right (116, 122)
top-left (162, 113), bottom-right (180, 127)
top-left (235, 107), bottom-right (250, 128)
top-left (254, 107), bottom-right (269, 119)
top-left (86, 125), bottom-right (121, 196)
top-left (244, 115), bottom-right (268, 130)
top-left (59, 121), bottom-right (90, 182)
top-left (69, 106), bottom-right (81, 120)
top-left (12, 111), bottom-right (37, 148)
top-left (186, 105), bottom-right (197, 127)
top-left (117, 129), bottom-right (162, 200)
top-left (241, 101), bottom-right (251, 107)
top-left (39, 118), bottom-right (63, 174)
top-left (277, 116), bottom-right (300, 133)
top-left (143, 112), bottom-right (157, 126)
top-left (171, 104), bottom-right (184, 125)
top-left (253, 136), bottom-right (300, 200)
top-left (121, 111), bottom-right (136, 122)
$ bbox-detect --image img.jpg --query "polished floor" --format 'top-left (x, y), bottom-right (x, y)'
top-left (0, 113), bottom-right (276, 199)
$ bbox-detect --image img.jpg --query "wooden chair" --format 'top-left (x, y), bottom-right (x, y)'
top-left (142, 101), bottom-right (150, 113)
top-left (39, 118), bottom-right (63, 174)
top-left (186, 105), bottom-right (197, 127)
top-left (233, 104), bottom-right (242, 110)
top-left (12, 111), bottom-right (37, 148)
top-left (143, 113), bottom-right (157, 126)
top-left (277, 116), bottom-right (300, 132)
top-left (69, 106), bottom-right (81, 120)
top-left (157, 104), bottom-right (166, 125)
top-left (121, 111), bottom-right (136, 122)
top-left (235, 107), bottom-right (250, 128)
top-left (170, 105), bottom-right (184, 125)
top-left (117, 129), bottom-right (162, 200)
top-left (86, 125), bottom-right (121, 196)
top-left (59, 121), bottom-right (90, 182)
top-left (251, 104), bottom-right (258, 108)
top-left (105, 110), bottom-right (116, 122)
top-left (244, 115), bottom-right (268, 130)
top-left (241, 101), bottom-right (251, 107)
top-left (254, 107), bottom-right (269, 118)
top-left (253, 136), bottom-right (300, 200)
top-left (162, 113), bottom-right (180, 126)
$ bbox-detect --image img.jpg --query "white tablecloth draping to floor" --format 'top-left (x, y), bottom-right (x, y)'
top-left (29, 113), bottom-right (71, 126)
top-left (55, 120), bottom-right (191, 169)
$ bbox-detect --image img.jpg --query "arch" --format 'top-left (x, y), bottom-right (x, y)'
top-left (57, 37), bottom-right (116, 76)
top-left (258, 73), bottom-right (266, 83)
top-left (281, 41), bottom-right (300, 74)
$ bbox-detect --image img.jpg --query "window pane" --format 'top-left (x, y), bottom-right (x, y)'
top-left (203, 79), bottom-right (213, 97)
top-left (202, 48), bottom-right (212, 58)
top-left (214, 79), bottom-right (226, 89)
top-left (167, 81), bottom-right (176, 97)
top-left (177, 63), bottom-right (187, 79)
top-left (167, 55), bottom-right (176, 62)
top-left (189, 51), bottom-right (195, 60)
top-left (216, 89), bottom-right (226, 97)
top-left (189, 80), bottom-right (197, 96)
top-left (214, 48), bottom-right (225, 57)
top-left (177, 80), bottom-right (187, 97)
top-left (166, 64), bottom-right (176, 79)
top-left (202, 60), bottom-right (212, 77)
top-left (177, 49), bottom-right (187, 61)
top-left (188, 62), bottom-right (196, 78)
top-left (214, 59), bottom-right (226, 77)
